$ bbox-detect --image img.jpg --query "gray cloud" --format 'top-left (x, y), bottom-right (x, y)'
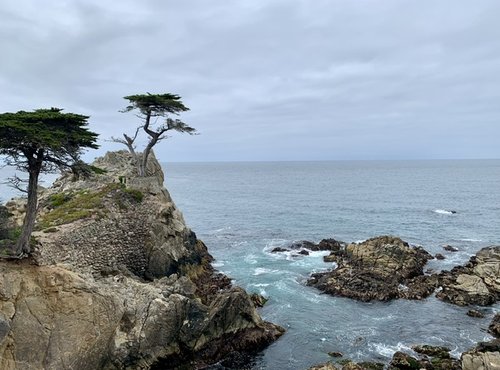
top-left (1, 0), bottom-right (499, 161)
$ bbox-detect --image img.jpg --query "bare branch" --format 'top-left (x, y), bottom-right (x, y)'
top-left (3, 174), bottom-right (28, 194)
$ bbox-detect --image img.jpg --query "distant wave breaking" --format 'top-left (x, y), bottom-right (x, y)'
top-left (434, 209), bottom-right (457, 215)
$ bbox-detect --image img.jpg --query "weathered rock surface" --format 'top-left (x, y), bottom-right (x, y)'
top-left (461, 339), bottom-right (500, 370)
top-left (0, 151), bottom-right (284, 369)
top-left (307, 236), bottom-right (434, 301)
top-left (436, 246), bottom-right (500, 306)
top-left (489, 313), bottom-right (500, 338)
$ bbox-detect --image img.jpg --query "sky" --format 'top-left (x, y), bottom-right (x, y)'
top-left (1, 0), bottom-right (499, 162)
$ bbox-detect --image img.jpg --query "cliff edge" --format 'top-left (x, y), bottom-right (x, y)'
top-left (0, 151), bottom-right (284, 370)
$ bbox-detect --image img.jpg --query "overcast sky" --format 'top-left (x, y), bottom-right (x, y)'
top-left (1, 0), bottom-right (499, 161)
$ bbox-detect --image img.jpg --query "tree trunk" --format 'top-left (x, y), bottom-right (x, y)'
top-left (15, 163), bottom-right (41, 255)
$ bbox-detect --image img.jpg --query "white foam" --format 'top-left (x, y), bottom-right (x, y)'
top-left (460, 238), bottom-right (482, 242)
top-left (369, 342), bottom-right (412, 358)
top-left (212, 261), bottom-right (225, 268)
top-left (253, 267), bottom-right (280, 276)
top-left (251, 283), bottom-right (270, 287)
top-left (211, 226), bottom-right (231, 234)
top-left (434, 209), bottom-right (455, 215)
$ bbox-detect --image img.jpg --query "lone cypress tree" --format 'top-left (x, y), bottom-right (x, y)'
top-left (0, 108), bottom-right (99, 255)
top-left (114, 93), bottom-right (196, 176)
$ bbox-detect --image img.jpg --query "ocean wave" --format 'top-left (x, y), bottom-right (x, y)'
top-left (369, 342), bottom-right (413, 358)
top-left (434, 209), bottom-right (456, 215)
top-left (459, 238), bottom-right (482, 242)
top-left (212, 261), bottom-right (225, 268)
top-left (253, 267), bottom-right (281, 276)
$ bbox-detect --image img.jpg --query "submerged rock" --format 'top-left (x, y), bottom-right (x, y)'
top-left (0, 151), bottom-right (284, 369)
top-left (443, 245), bottom-right (459, 252)
top-left (307, 236), bottom-right (434, 301)
top-left (467, 309), bottom-right (485, 318)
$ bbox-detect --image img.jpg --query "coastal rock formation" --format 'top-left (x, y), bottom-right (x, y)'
top-left (489, 313), bottom-right (500, 337)
top-left (436, 246), bottom-right (500, 306)
top-left (0, 151), bottom-right (284, 369)
top-left (461, 340), bottom-right (500, 370)
top-left (307, 236), bottom-right (434, 301)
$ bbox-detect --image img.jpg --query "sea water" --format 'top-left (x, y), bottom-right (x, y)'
top-left (162, 160), bottom-right (500, 369)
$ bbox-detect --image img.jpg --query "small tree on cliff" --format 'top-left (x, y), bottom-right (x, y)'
top-left (0, 108), bottom-right (99, 256)
top-left (113, 93), bottom-right (196, 176)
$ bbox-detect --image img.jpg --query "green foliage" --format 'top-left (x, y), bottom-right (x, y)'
top-left (42, 227), bottom-right (59, 233)
top-left (48, 193), bottom-right (73, 207)
top-left (38, 184), bottom-right (144, 229)
top-left (123, 188), bottom-right (144, 202)
top-left (122, 93), bottom-right (190, 116)
top-left (0, 108), bottom-right (99, 172)
top-left (0, 205), bottom-right (12, 239)
top-left (0, 107), bottom-right (99, 254)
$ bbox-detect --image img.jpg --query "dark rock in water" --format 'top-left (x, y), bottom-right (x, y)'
top-left (488, 313), bottom-right (500, 338)
top-left (328, 351), bottom-right (343, 357)
top-left (466, 309), bottom-right (485, 318)
top-left (299, 249), bottom-right (310, 256)
top-left (289, 238), bottom-right (345, 252)
top-left (357, 362), bottom-right (385, 370)
top-left (388, 352), bottom-right (423, 369)
top-left (435, 253), bottom-right (446, 260)
top-left (451, 210), bottom-right (457, 214)
top-left (412, 344), bottom-right (451, 358)
top-left (270, 247), bottom-right (289, 253)
top-left (289, 240), bottom-right (317, 250)
top-left (443, 245), bottom-right (459, 252)
top-left (250, 293), bottom-right (268, 308)
top-left (308, 362), bottom-right (337, 370)
top-left (436, 246), bottom-right (500, 306)
top-left (307, 236), bottom-right (434, 302)
top-left (317, 238), bottom-right (344, 251)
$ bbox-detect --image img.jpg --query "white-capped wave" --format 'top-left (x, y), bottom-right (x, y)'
top-left (369, 342), bottom-right (413, 358)
top-left (253, 267), bottom-right (280, 276)
top-left (460, 238), bottom-right (482, 242)
top-left (250, 283), bottom-right (270, 287)
top-left (434, 209), bottom-right (456, 215)
top-left (212, 261), bottom-right (225, 268)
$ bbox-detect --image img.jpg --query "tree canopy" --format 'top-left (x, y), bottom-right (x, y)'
top-left (0, 108), bottom-right (99, 255)
top-left (116, 93), bottom-right (196, 176)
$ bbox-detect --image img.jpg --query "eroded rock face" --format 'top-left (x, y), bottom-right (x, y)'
top-left (307, 236), bottom-right (434, 301)
top-left (436, 246), bottom-right (500, 306)
top-left (0, 151), bottom-right (284, 369)
top-left (461, 340), bottom-right (500, 370)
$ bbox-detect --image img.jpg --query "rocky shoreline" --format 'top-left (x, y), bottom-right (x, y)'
top-left (271, 235), bottom-right (499, 369)
top-left (309, 313), bottom-right (500, 370)
top-left (1, 151), bottom-right (498, 369)
top-left (0, 151), bottom-right (284, 370)
top-left (272, 235), bottom-right (499, 307)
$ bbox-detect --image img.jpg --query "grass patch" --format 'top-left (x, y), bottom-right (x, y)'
top-left (38, 183), bottom-right (145, 229)
top-left (123, 188), bottom-right (144, 202)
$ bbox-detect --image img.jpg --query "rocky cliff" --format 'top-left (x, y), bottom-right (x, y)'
top-left (0, 151), bottom-right (284, 370)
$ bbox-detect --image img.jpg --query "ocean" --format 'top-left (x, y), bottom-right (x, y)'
top-left (162, 159), bottom-right (500, 369)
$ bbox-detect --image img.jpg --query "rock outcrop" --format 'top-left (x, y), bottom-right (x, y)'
top-left (436, 246), bottom-right (500, 306)
top-left (307, 236), bottom-right (435, 301)
top-left (0, 151), bottom-right (284, 370)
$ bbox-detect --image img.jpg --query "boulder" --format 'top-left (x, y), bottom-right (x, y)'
top-left (488, 314), bottom-right (500, 338)
top-left (436, 246), bottom-right (500, 306)
top-left (461, 339), bottom-right (500, 370)
top-left (467, 309), bottom-right (485, 318)
top-left (443, 245), bottom-right (459, 252)
top-left (308, 236), bottom-right (435, 301)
